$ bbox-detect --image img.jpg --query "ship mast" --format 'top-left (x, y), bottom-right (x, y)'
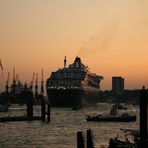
top-left (64, 56), bottom-right (67, 68)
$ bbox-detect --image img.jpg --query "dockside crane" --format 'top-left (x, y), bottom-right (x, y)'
top-left (35, 73), bottom-right (38, 103)
top-left (15, 74), bottom-right (19, 84)
top-left (0, 59), bottom-right (4, 71)
top-left (0, 59), bottom-right (4, 93)
top-left (5, 72), bottom-right (10, 94)
top-left (41, 69), bottom-right (44, 95)
top-left (12, 68), bottom-right (16, 94)
top-left (30, 73), bottom-right (35, 90)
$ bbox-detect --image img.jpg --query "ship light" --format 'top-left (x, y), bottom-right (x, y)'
top-left (62, 87), bottom-right (65, 90)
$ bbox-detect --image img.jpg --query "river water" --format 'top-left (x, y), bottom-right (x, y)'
top-left (0, 103), bottom-right (139, 148)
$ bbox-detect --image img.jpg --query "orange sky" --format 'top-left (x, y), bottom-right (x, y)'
top-left (0, 0), bottom-right (148, 91)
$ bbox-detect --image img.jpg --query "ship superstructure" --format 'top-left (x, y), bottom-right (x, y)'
top-left (46, 56), bottom-right (103, 107)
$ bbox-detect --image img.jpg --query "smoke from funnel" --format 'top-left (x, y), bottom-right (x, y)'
top-left (77, 21), bottom-right (119, 58)
top-left (77, 0), bottom-right (148, 58)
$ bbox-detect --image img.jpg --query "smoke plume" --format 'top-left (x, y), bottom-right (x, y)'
top-left (77, 0), bottom-right (148, 58)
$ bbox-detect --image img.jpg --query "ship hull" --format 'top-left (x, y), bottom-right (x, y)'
top-left (47, 88), bottom-right (100, 107)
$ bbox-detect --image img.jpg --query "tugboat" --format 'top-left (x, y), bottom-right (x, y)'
top-left (113, 103), bottom-right (127, 109)
top-left (86, 106), bottom-right (136, 122)
top-left (108, 137), bottom-right (134, 148)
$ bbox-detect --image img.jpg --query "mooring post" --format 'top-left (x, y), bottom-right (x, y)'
top-left (41, 95), bottom-right (46, 122)
top-left (77, 131), bottom-right (85, 148)
top-left (47, 103), bottom-right (50, 122)
top-left (86, 129), bottom-right (94, 148)
top-left (27, 91), bottom-right (33, 118)
top-left (140, 86), bottom-right (147, 148)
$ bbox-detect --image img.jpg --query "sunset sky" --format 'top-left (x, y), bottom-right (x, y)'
top-left (0, 0), bottom-right (148, 91)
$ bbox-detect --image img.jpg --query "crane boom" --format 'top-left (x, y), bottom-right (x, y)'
top-left (0, 59), bottom-right (3, 70)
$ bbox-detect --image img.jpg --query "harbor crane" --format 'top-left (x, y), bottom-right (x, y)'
top-left (41, 69), bottom-right (44, 95)
top-left (12, 68), bottom-right (16, 94)
top-left (30, 73), bottom-right (35, 90)
top-left (15, 74), bottom-right (19, 83)
top-left (35, 73), bottom-right (38, 103)
top-left (0, 59), bottom-right (3, 71)
top-left (5, 72), bottom-right (10, 93)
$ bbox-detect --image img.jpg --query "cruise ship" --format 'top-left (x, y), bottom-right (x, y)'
top-left (46, 56), bottom-right (103, 107)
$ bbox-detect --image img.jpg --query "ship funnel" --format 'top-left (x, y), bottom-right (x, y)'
top-left (74, 56), bottom-right (81, 68)
top-left (64, 56), bottom-right (67, 68)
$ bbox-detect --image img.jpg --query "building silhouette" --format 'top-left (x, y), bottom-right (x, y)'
top-left (112, 76), bottom-right (124, 95)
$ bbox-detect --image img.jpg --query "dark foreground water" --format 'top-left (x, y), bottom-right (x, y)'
top-left (0, 103), bottom-right (139, 148)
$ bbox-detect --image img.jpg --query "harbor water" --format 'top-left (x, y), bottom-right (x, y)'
top-left (0, 103), bottom-right (139, 148)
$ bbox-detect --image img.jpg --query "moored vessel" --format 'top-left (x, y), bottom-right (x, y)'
top-left (86, 106), bottom-right (136, 122)
top-left (86, 113), bottom-right (136, 122)
top-left (46, 56), bottom-right (103, 107)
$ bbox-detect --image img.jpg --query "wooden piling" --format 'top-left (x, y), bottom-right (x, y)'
top-left (27, 91), bottom-right (33, 118)
top-left (140, 86), bottom-right (148, 147)
top-left (86, 129), bottom-right (94, 148)
top-left (41, 96), bottom-right (46, 122)
top-left (77, 131), bottom-right (85, 148)
top-left (47, 104), bottom-right (50, 122)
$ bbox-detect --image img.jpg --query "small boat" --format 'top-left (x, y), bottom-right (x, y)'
top-left (108, 138), bottom-right (134, 148)
top-left (121, 129), bottom-right (148, 147)
top-left (113, 103), bottom-right (127, 109)
top-left (86, 113), bottom-right (136, 122)
top-left (86, 106), bottom-right (136, 122)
